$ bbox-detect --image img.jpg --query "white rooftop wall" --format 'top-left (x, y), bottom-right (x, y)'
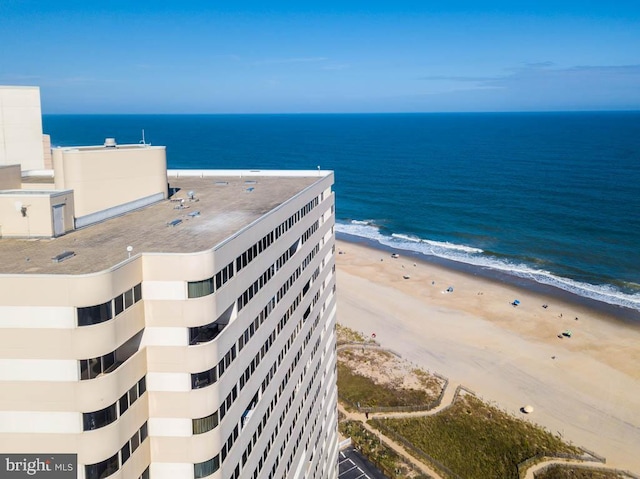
top-left (0, 86), bottom-right (45, 171)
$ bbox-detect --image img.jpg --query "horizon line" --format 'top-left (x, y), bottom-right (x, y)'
top-left (42, 109), bottom-right (640, 116)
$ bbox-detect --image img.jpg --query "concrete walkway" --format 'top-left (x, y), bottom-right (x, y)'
top-left (338, 343), bottom-right (626, 479)
top-left (338, 402), bottom-right (444, 479)
top-left (522, 458), bottom-right (640, 479)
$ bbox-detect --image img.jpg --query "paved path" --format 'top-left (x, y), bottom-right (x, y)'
top-left (339, 403), bottom-right (444, 479)
top-left (522, 458), bottom-right (640, 479)
top-left (338, 343), bottom-right (631, 479)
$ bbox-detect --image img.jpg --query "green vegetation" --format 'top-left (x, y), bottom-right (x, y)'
top-left (336, 323), bottom-right (368, 343)
top-left (339, 420), bottom-right (433, 479)
top-left (535, 466), bottom-right (629, 479)
top-left (370, 394), bottom-right (582, 479)
top-left (412, 368), bottom-right (444, 393)
top-left (337, 362), bottom-right (430, 409)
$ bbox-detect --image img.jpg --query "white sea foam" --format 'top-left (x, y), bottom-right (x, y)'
top-left (337, 220), bottom-right (640, 312)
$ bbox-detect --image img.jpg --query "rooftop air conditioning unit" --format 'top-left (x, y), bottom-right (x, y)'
top-left (104, 138), bottom-right (117, 148)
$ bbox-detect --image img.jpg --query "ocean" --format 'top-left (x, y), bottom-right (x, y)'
top-left (42, 112), bottom-right (640, 314)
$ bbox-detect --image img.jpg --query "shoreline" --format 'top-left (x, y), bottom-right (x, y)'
top-left (334, 236), bottom-right (640, 472)
top-left (337, 231), bottom-right (640, 325)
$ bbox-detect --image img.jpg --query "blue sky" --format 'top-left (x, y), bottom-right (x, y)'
top-left (1, 1), bottom-right (639, 113)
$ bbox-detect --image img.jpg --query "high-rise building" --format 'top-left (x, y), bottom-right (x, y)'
top-left (0, 90), bottom-right (338, 479)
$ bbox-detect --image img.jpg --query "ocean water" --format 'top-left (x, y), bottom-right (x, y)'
top-left (42, 113), bottom-right (640, 313)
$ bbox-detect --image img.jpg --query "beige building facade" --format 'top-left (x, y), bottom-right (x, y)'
top-left (0, 90), bottom-right (339, 479)
top-left (0, 167), bottom-right (338, 479)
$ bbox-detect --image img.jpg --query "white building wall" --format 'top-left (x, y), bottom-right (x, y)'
top-left (0, 305), bottom-right (75, 328)
top-left (0, 86), bottom-right (45, 171)
top-left (0, 359), bottom-right (78, 381)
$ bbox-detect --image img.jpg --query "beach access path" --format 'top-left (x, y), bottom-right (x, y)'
top-left (335, 239), bottom-right (640, 473)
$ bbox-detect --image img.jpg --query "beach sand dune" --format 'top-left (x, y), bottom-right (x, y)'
top-left (336, 239), bottom-right (640, 472)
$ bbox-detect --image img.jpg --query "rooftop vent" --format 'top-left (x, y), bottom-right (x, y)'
top-left (104, 138), bottom-right (117, 148)
top-left (52, 251), bottom-right (75, 263)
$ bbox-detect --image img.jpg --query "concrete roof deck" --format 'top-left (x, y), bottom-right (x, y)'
top-left (0, 174), bottom-right (322, 275)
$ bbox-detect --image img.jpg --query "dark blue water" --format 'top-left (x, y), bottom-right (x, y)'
top-left (42, 113), bottom-right (640, 311)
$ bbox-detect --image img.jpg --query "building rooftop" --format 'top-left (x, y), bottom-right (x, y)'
top-left (0, 173), bottom-right (323, 275)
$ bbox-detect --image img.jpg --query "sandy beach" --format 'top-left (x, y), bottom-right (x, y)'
top-left (335, 238), bottom-right (640, 472)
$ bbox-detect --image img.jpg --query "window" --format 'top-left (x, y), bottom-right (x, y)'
top-left (188, 278), bottom-right (214, 298)
top-left (133, 283), bottom-right (142, 303)
top-left (121, 442), bottom-right (131, 464)
top-left (189, 321), bottom-right (223, 345)
top-left (85, 453), bottom-right (118, 479)
top-left (77, 301), bottom-right (112, 326)
top-left (194, 455), bottom-right (219, 478)
top-left (191, 368), bottom-right (217, 389)
top-left (85, 376), bottom-right (145, 430)
top-left (80, 352), bottom-right (116, 380)
top-left (124, 289), bottom-right (134, 308)
top-left (119, 394), bottom-right (129, 416)
top-left (102, 352), bottom-right (116, 372)
top-left (138, 377), bottom-right (146, 396)
top-left (114, 295), bottom-right (124, 316)
top-left (130, 431), bottom-right (140, 453)
top-left (193, 411), bottom-right (219, 434)
top-left (83, 404), bottom-right (117, 431)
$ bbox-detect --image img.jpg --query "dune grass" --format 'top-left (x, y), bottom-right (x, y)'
top-left (535, 465), bottom-right (629, 479)
top-left (337, 362), bottom-right (430, 409)
top-left (370, 394), bottom-right (582, 479)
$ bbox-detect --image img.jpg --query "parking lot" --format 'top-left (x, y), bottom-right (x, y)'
top-left (338, 447), bottom-right (388, 479)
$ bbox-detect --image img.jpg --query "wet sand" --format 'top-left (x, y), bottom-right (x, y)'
top-left (335, 238), bottom-right (640, 472)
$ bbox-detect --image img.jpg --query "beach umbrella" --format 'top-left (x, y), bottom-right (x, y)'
top-left (523, 405), bottom-right (534, 414)
top-left (514, 299), bottom-right (520, 305)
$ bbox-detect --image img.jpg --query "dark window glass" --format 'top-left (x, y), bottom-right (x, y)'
top-left (77, 302), bottom-right (112, 326)
top-left (114, 295), bottom-right (124, 316)
top-left (129, 384), bottom-right (138, 403)
top-left (138, 377), bottom-right (146, 396)
top-left (119, 394), bottom-right (129, 416)
top-left (191, 369), bottom-right (216, 389)
top-left (124, 289), bottom-right (134, 308)
top-left (133, 283), bottom-right (142, 303)
top-left (102, 352), bottom-right (116, 373)
top-left (85, 453), bottom-right (119, 479)
top-left (194, 455), bottom-right (219, 478)
top-left (121, 442), bottom-right (131, 464)
top-left (193, 411), bottom-right (219, 434)
top-left (83, 403), bottom-right (117, 431)
top-left (189, 321), bottom-right (222, 345)
top-left (188, 278), bottom-right (214, 298)
top-left (140, 421), bottom-right (148, 442)
top-left (80, 360), bottom-right (90, 380)
top-left (89, 357), bottom-right (101, 378)
top-left (140, 467), bottom-right (149, 479)
top-left (131, 431), bottom-right (140, 453)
